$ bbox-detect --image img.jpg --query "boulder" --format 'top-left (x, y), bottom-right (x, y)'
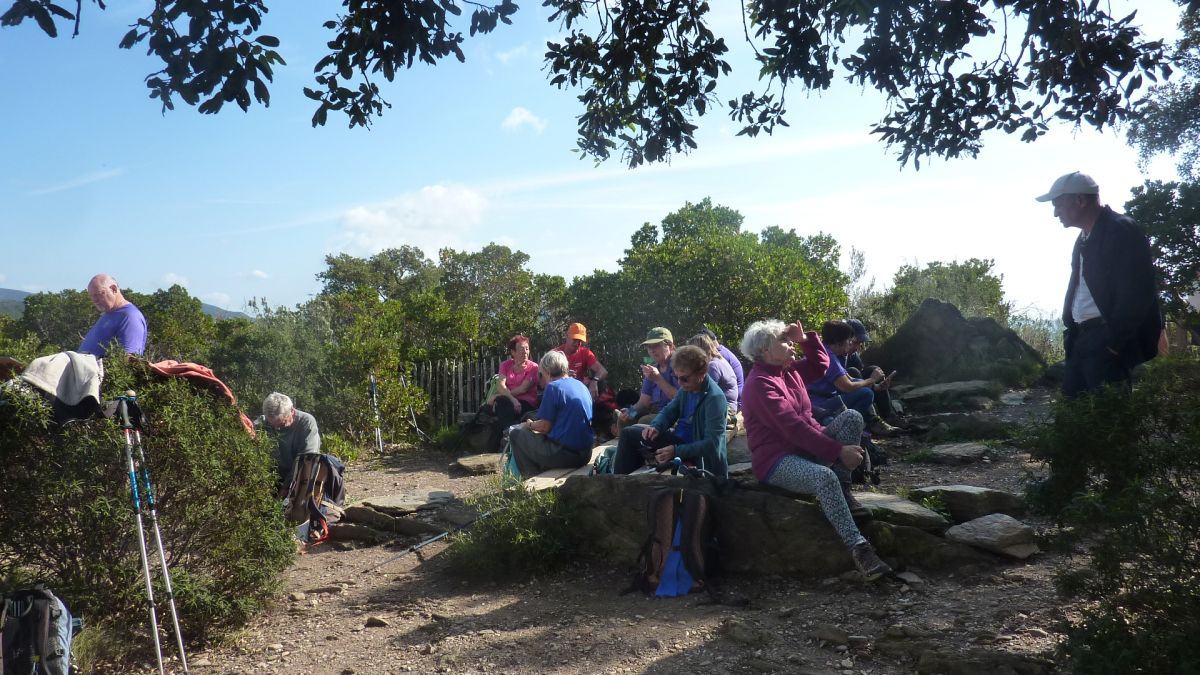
top-left (341, 505), bottom-right (443, 536)
top-left (909, 485), bottom-right (1025, 523)
top-left (558, 474), bottom-right (990, 577)
top-left (855, 492), bottom-right (949, 531)
top-left (726, 432), bottom-right (751, 465)
top-left (921, 442), bottom-right (990, 466)
top-left (456, 453), bottom-right (502, 474)
top-left (945, 514), bottom-right (1039, 559)
top-left (869, 298), bottom-right (1045, 386)
top-left (899, 381), bottom-right (1002, 413)
top-left (327, 523), bottom-right (390, 544)
top-left (907, 412), bottom-right (1011, 441)
top-left (361, 489), bottom-right (454, 516)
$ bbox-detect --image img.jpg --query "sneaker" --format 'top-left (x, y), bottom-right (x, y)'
top-left (841, 482), bottom-right (871, 521)
top-left (869, 419), bottom-right (900, 437)
top-left (850, 542), bottom-right (893, 581)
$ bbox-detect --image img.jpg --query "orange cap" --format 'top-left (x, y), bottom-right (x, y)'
top-left (566, 322), bottom-right (588, 342)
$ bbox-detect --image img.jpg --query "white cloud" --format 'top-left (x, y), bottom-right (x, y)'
top-left (161, 272), bottom-right (190, 288)
top-left (501, 107), bottom-right (547, 134)
top-left (334, 184), bottom-right (489, 256)
top-left (203, 292), bottom-right (232, 307)
top-left (495, 44), bottom-right (529, 64)
top-left (239, 269), bottom-right (269, 280)
top-left (29, 168), bottom-right (125, 196)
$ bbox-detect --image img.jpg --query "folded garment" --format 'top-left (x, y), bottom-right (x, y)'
top-left (148, 359), bottom-right (255, 435)
top-left (20, 351), bottom-right (103, 407)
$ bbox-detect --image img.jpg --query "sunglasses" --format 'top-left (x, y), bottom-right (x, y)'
top-left (675, 370), bottom-right (704, 383)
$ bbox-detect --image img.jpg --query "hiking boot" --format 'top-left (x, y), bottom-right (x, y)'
top-left (850, 542), bottom-right (893, 582)
top-left (869, 419), bottom-right (900, 437)
top-left (841, 482), bottom-right (871, 521)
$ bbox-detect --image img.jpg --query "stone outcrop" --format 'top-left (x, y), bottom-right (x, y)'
top-left (910, 485), bottom-right (1025, 523)
top-left (922, 442), bottom-right (991, 466)
top-left (870, 299), bottom-right (1045, 386)
top-left (907, 412), bottom-right (1012, 441)
top-left (945, 513), bottom-right (1039, 559)
top-left (855, 492), bottom-right (949, 532)
top-left (558, 474), bottom-right (991, 577)
top-left (900, 381), bottom-right (1003, 413)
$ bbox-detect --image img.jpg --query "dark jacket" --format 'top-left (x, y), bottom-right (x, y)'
top-left (1063, 206), bottom-right (1162, 368)
top-left (649, 375), bottom-right (729, 477)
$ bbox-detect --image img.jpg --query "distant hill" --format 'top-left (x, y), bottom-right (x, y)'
top-left (0, 288), bottom-right (250, 320)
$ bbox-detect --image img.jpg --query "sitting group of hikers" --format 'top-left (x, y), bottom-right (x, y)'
top-left (482, 318), bottom-right (900, 581)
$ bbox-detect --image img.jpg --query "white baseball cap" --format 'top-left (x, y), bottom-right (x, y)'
top-left (1035, 171), bottom-right (1099, 202)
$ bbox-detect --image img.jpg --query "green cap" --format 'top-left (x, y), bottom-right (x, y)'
top-left (641, 327), bottom-right (674, 345)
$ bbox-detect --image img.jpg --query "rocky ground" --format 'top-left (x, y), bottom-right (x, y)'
top-left (170, 387), bottom-right (1072, 675)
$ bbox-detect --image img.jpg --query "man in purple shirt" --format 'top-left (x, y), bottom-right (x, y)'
top-left (617, 327), bottom-right (680, 425)
top-left (78, 274), bottom-right (148, 358)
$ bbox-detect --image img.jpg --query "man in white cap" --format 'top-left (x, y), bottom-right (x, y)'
top-left (1036, 171), bottom-right (1162, 396)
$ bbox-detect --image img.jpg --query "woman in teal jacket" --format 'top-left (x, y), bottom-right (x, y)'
top-left (612, 345), bottom-right (729, 476)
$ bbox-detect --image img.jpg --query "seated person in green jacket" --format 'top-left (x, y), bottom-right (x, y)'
top-left (611, 345), bottom-right (730, 477)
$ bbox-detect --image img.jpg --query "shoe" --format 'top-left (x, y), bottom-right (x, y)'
top-left (850, 542), bottom-right (893, 582)
top-left (841, 482), bottom-right (871, 521)
top-left (869, 419), bottom-right (900, 437)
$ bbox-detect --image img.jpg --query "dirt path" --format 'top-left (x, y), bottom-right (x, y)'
top-left (179, 388), bottom-right (1071, 675)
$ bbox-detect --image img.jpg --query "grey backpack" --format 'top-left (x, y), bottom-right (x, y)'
top-left (1, 586), bottom-right (74, 675)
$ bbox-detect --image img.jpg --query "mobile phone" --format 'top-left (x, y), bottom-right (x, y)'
top-left (642, 356), bottom-right (655, 365)
top-left (885, 370), bottom-right (897, 381)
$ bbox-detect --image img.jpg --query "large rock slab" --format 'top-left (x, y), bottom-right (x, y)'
top-left (870, 298), bottom-right (1045, 387)
top-left (907, 412), bottom-right (1011, 441)
top-left (910, 485), bottom-right (1025, 523)
top-left (916, 647), bottom-right (1052, 674)
top-left (456, 453), bottom-right (501, 474)
top-left (945, 513), bottom-right (1039, 559)
top-left (899, 381), bottom-right (1002, 413)
top-left (922, 442), bottom-right (990, 465)
top-left (361, 489), bottom-right (454, 516)
top-left (856, 492), bottom-right (949, 531)
top-left (341, 505), bottom-right (443, 536)
top-left (558, 474), bottom-right (990, 577)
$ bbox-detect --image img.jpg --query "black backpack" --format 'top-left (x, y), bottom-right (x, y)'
top-left (1, 586), bottom-right (74, 675)
top-left (630, 487), bottom-right (720, 597)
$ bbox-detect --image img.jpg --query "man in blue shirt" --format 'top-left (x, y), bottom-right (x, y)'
top-left (508, 350), bottom-right (594, 477)
top-left (78, 274), bottom-right (148, 358)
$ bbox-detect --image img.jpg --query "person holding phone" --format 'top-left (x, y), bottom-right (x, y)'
top-left (807, 321), bottom-right (898, 437)
top-left (617, 327), bottom-right (680, 426)
top-left (843, 319), bottom-right (898, 424)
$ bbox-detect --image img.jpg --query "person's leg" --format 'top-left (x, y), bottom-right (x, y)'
top-left (765, 455), bottom-right (866, 548)
top-left (874, 387), bottom-right (895, 421)
top-left (488, 397), bottom-right (519, 453)
top-left (840, 387), bottom-right (877, 423)
top-left (614, 424), bottom-right (652, 474)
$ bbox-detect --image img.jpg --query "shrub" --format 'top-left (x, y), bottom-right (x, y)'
top-left (1028, 356), bottom-right (1200, 673)
top-left (321, 432), bottom-right (366, 464)
top-left (0, 356), bottom-right (295, 654)
top-left (442, 479), bottom-right (580, 580)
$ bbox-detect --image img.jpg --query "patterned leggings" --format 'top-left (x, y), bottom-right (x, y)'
top-left (765, 409), bottom-right (865, 548)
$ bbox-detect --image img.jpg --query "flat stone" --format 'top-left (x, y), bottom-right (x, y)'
top-left (327, 523), bottom-right (390, 544)
top-left (364, 616), bottom-right (390, 628)
top-left (341, 505), bottom-right (443, 536)
top-left (856, 492), bottom-right (949, 531)
top-left (727, 461), bottom-right (753, 476)
top-left (907, 412), bottom-right (1010, 441)
top-left (361, 489), bottom-right (455, 516)
top-left (999, 391), bottom-right (1027, 405)
top-left (899, 380), bottom-right (1000, 412)
top-left (925, 442), bottom-right (989, 465)
top-left (811, 623), bottom-right (850, 645)
top-left (910, 485), bottom-right (1025, 523)
top-left (916, 646), bottom-right (1052, 674)
top-left (726, 432), bottom-right (751, 465)
top-left (945, 514), bottom-right (1040, 560)
top-left (895, 571), bottom-right (925, 587)
top-left (718, 618), bottom-right (771, 646)
top-left (455, 453), bottom-right (501, 474)
top-left (288, 592), bottom-right (307, 602)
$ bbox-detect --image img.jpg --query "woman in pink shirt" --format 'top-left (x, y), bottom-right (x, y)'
top-left (486, 335), bottom-right (540, 452)
top-left (739, 319), bottom-right (892, 582)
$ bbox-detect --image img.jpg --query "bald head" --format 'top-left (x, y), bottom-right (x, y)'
top-left (87, 274), bottom-right (128, 313)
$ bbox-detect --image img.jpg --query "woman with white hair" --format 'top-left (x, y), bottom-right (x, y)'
top-left (739, 319), bottom-right (892, 581)
top-left (507, 350), bottom-right (594, 476)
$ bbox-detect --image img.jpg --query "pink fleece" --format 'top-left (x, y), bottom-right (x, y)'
top-left (741, 332), bottom-right (844, 481)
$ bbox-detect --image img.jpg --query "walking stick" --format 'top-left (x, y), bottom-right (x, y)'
top-left (118, 392), bottom-right (190, 675)
top-left (369, 373), bottom-right (384, 454)
top-left (361, 507), bottom-right (503, 574)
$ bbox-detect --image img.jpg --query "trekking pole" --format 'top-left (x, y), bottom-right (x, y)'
top-left (122, 391), bottom-right (190, 674)
top-left (116, 393), bottom-right (166, 675)
top-left (369, 373), bottom-right (384, 454)
top-left (362, 507), bottom-right (503, 574)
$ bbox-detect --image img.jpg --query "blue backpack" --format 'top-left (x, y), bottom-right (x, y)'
top-left (1, 586), bottom-right (75, 675)
top-left (631, 487), bottom-right (719, 597)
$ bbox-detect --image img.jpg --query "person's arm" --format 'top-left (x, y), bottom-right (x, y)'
top-left (755, 378), bottom-right (842, 464)
top-left (508, 365), bottom-right (537, 396)
top-left (588, 360), bottom-right (609, 383)
top-left (620, 392), bottom-right (655, 422)
top-left (1103, 222), bottom-right (1159, 353)
top-left (649, 390), bottom-right (683, 433)
top-left (300, 415), bottom-right (321, 454)
top-left (528, 384), bottom-right (559, 433)
top-left (833, 371), bottom-right (882, 393)
top-left (789, 332), bottom-right (830, 382)
top-left (642, 363), bottom-right (679, 399)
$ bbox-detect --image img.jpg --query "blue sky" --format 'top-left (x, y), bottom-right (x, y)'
top-left (0, 1), bottom-right (1184, 317)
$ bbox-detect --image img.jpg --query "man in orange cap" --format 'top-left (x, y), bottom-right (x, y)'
top-left (553, 322), bottom-right (608, 399)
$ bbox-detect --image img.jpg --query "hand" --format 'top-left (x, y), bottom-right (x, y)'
top-left (618, 409), bottom-right (630, 424)
top-left (869, 366), bottom-right (884, 379)
top-left (783, 321), bottom-right (806, 341)
top-left (588, 381), bottom-right (599, 398)
top-left (641, 426), bottom-right (660, 442)
top-left (654, 445), bottom-right (676, 464)
top-left (840, 445), bottom-right (865, 470)
top-left (640, 363), bottom-right (662, 382)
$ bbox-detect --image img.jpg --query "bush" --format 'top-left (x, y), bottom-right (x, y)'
top-left (321, 432), bottom-right (366, 464)
top-left (0, 356), bottom-right (295, 656)
top-left (442, 479), bottom-right (580, 580)
top-left (1028, 356), bottom-right (1200, 673)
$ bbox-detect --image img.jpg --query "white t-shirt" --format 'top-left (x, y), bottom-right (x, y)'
top-left (1072, 244), bottom-right (1103, 323)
